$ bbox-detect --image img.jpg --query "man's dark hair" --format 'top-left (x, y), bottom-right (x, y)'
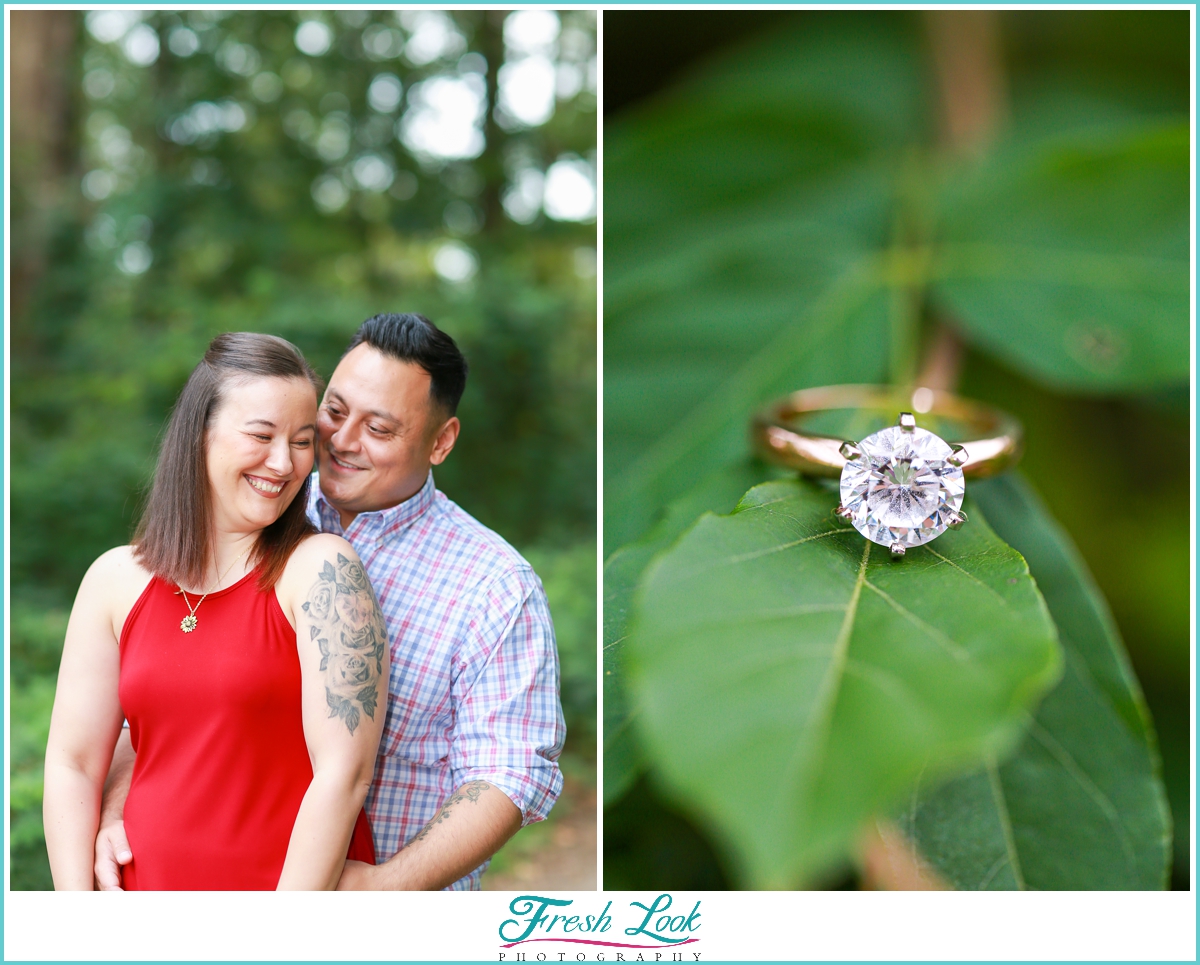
top-left (346, 313), bottom-right (468, 416)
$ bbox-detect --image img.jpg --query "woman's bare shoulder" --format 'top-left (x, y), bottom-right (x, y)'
top-left (303, 532), bottom-right (357, 556)
top-left (286, 533), bottom-right (360, 571)
top-left (83, 545), bottom-right (153, 590)
top-left (276, 534), bottom-right (362, 611)
top-left (72, 545), bottom-right (155, 636)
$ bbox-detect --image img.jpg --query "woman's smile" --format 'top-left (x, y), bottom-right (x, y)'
top-left (245, 473), bottom-right (289, 497)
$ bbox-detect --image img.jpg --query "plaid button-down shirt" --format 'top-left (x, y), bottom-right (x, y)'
top-left (307, 472), bottom-right (565, 890)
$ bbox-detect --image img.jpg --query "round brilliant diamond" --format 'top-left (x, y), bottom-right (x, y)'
top-left (839, 424), bottom-right (965, 550)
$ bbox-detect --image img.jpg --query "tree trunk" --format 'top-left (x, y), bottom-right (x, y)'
top-left (10, 10), bottom-right (77, 334)
top-left (479, 10), bottom-right (508, 235)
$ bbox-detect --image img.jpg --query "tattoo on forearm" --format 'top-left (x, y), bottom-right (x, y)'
top-left (301, 553), bottom-right (387, 736)
top-left (410, 781), bottom-right (492, 843)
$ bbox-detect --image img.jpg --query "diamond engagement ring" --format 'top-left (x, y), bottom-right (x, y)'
top-left (751, 384), bottom-right (1023, 558)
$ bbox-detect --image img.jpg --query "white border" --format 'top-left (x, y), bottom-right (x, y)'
top-left (4, 4), bottom-right (1198, 964)
top-left (594, 5), bottom-right (606, 885)
top-left (3, 890), bottom-right (1197, 960)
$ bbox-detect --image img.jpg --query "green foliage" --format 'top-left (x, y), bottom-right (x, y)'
top-left (604, 17), bottom-right (920, 554)
top-left (627, 480), bottom-right (1061, 887)
top-left (525, 541), bottom-right (598, 751)
top-left (603, 547), bottom-right (650, 804)
top-left (605, 11), bottom-right (1184, 890)
top-left (960, 352), bottom-right (1191, 883)
top-left (900, 475), bottom-right (1170, 889)
top-left (603, 776), bottom-right (732, 890)
top-left (9, 642), bottom-right (58, 891)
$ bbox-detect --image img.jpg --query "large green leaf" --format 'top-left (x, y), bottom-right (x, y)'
top-left (898, 474), bottom-right (1170, 888)
top-left (934, 121), bottom-right (1188, 392)
top-left (627, 478), bottom-right (1062, 887)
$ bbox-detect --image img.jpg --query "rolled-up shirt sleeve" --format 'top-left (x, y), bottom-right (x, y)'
top-left (449, 565), bottom-right (566, 825)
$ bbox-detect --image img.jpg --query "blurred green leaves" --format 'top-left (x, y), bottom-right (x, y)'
top-left (936, 121), bottom-right (1189, 391)
top-left (526, 541), bottom-right (598, 749)
top-left (9, 611), bottom-right (65, 891)
top-left (604, 11), bottom-right (1184, 890)
top-left (604, 16), bottom-right (923, 554)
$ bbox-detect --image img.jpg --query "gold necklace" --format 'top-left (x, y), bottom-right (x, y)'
top-left (178, 544), bottom-right (252, 633)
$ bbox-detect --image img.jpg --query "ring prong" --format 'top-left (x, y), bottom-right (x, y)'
top-left (898, 412), bottom-right (916, 432)
top-left (947, 509), bottom-right (968, 530)
top-left (890, 541), bottom-right (906, 558)
top-left (948, 444), bottom-right (968, 467)
top-left (834, 504), bottom-right (854, 520)
top-left (839, 441), bottom-right (862, 461)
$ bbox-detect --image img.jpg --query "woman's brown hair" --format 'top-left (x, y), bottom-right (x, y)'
top-left (133, 333), bottom-right (324, 589)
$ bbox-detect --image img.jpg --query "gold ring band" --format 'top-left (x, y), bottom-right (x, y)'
top-left (751, 384), bottom-right (1023, 478)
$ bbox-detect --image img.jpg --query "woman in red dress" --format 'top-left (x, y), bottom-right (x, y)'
top-left (43, 333), bottom-right (387, 889)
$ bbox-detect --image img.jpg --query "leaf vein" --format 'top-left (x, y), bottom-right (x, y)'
top-left (1026, 718), bottom-right (1138, 874)
top-left (777, 540), bottom-right (871, 816)
top-left (863, 580), bottom-right (970, 663)
top-left (976, 852), bottom-right (1012, 892)
top-left (986, 753), bottom-right (1026, 891)
top-left (660, 603), bottom-right (848, 633)
top-left (925, 548), bottom-right (1012, 607)
top-left (736, 494), bottom-right (795, 512)
top-left (604, 709), bottom-right (640, 748)
top-left (726, 528), bottom-right (844, 564)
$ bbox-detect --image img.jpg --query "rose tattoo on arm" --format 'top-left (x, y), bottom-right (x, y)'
top-left (301, 553), bottom-right (387, 736)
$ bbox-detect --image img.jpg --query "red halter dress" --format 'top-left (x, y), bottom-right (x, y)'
top-left (118, 568), bottom-right (375, 890)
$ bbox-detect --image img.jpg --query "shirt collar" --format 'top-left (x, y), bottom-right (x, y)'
top-left (311, 471), bottom-right (436, 542)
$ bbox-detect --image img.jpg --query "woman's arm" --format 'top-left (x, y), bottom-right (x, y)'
top-left (276, 535), bottom-right (389, 890)
top-left (43, 549), bottom-right (137, 890)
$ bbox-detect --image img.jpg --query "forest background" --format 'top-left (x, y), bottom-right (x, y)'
top-left (10, 8), bottom-right (597, 890)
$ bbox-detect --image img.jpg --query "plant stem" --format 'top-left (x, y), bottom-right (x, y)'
top-left (916, 321), bottom-right (965, 393)
top-left (924, 10), bottom-right (1007, 157)
top-left (886, 151), bottom-right (930, 391)
top-left (904, 11), bottom-right (1009, 395)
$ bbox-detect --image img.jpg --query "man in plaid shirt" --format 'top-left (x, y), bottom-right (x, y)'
top-left (95, 313), bottom-right (566, 890)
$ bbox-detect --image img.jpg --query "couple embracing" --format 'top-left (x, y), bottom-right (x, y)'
top-left (43, 313), bottom-right (565, 891)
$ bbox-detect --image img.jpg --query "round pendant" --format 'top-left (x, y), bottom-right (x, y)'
top-left (180, 614), bottom-right (198, 633)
